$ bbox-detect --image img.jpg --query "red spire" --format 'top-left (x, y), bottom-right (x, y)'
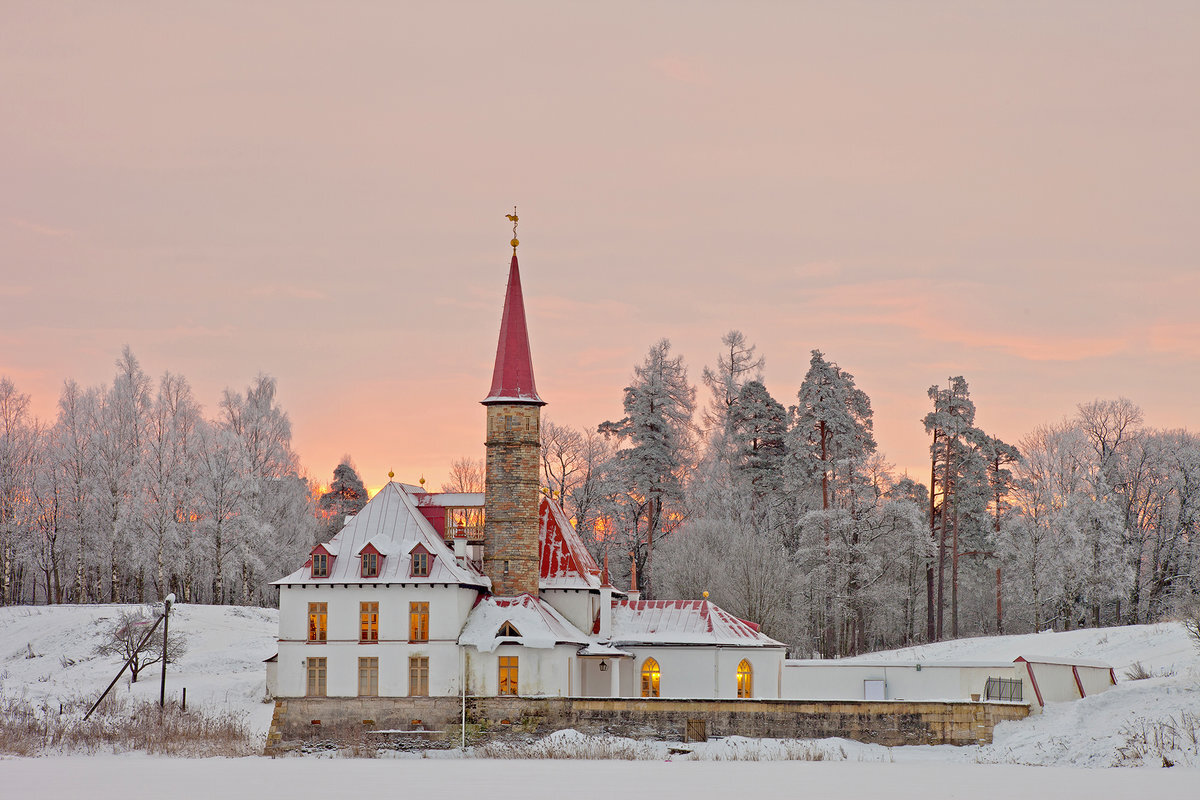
top-left (483, 254), bottom-right (545, 406)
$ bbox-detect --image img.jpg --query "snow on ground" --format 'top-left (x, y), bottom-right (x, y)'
top-left (2, 603), bottom-right (1198, 774)
top-left (4, 757), bottom-right (1198, 800)
top-left (0, 603), bottom-right (278, 736)
top-left (841, 622), bottom-right (1198, 676)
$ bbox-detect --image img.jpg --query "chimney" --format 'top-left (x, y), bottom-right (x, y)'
top-left (598, 552), bottom-right (613, 639)
top-left (627, 551), bottom-right (640, 601)
top-left (454, 525), bottom-right (468, 563)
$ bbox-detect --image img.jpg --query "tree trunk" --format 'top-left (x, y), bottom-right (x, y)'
top-left (951, 506), bottom-right (959, 639)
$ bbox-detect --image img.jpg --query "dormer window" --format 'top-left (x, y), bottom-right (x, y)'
top-left (412, 551), bottom-right (429, 577)
top-left (312, 553), bottom-right (328, 578)
top-left (498, 621), bottom-right (521, 638)
top-left (362, 552), bottom-right (379, 578)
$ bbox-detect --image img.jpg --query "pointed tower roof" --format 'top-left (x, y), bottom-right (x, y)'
top-left (483, 253), bottom-right (546, 406)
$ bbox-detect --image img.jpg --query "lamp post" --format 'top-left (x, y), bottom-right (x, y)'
top-left (160, 593), bottom-right (175, 709)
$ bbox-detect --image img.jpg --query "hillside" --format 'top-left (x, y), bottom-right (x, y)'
top-left (0, 603), bottom-right (278, 738)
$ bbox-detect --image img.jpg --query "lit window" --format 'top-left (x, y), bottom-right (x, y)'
top-left (307, 602), bottom-right (327, 642)
top-left (497, 621), bottom-right (521, 638)
top-left (360, 602), bottom-right (379, 643)
top-left (409, 602), bottom-right (429, 642)
top-left (499, 656), bottom-right (519, 695)
top-left (641, 658), bottom-right (660, 698)
top-left (737, 659), bottom-right (753, 698)
top-left (362, 552), bottom-right (379, 577)
top-left (412, 551), bottom-right (429, 577)
top-left (409, 656), bottom-right (429, 696)
top-left (358, 657), bottom-right (378, 697)
top-left (307, 657), bottom-right (327, 696)
top-left (312, 553), bottom-right (328, 578)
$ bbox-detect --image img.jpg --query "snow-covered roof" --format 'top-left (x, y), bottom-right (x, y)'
top-left (578, 642), bottom-right (632, 658)
top-left (607, 600), bottom-right (784, 648)
top-left (786, 659), bottom-right (1017, 669)
top-left (1015, 655), bottom-right (1113, 669)
top-left (414, 492), bottom-right (483, 507)
top-left (459, 593), bottom-right (590, 652)
top-left (274, 482), bottom-right (489, 588)
top-left (539, 498), bottom-right (604, 591)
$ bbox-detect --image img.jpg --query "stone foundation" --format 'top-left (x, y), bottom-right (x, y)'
top-left (267, 695), bottom-right (1029, 753)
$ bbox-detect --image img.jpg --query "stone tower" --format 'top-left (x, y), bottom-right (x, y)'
top-left (482, 247), bottom-right (545, 597)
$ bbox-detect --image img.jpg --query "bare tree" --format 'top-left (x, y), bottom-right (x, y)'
top-left (441, 456), bottom-right (484, 493)
top-left (94, 607), bottom-right (188, 683)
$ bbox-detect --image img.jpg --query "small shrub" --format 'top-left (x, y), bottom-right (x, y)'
top-left (1124, 662), bottom-right (1152, 681)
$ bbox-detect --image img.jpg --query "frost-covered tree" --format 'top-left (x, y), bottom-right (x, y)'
top-left (790, 350), bottom-right (876, 513)
top-left (0, 377), bottom-right (40, 604)
top-left (140, 373), bottom-right (200, 602)
top-left (700, 330), bottom-right (764, 458)
top-left (598, 339), bottom-right (697, 598)
top-left (727, 380), bottom-right (788, 501)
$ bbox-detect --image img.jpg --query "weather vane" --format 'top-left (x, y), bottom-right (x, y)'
top-left (505, 206), bottom-right (519, 253)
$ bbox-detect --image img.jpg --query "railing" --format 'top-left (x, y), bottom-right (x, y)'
top-left (984, 676), bottom-right (1023, 702)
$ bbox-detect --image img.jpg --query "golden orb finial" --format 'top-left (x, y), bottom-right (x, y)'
top-left (703, 590), bottom-right (709, 600)
top-left (505, 206), bottom-right (519, 253)
top-left (388, 470), bottom-right (394, 480)
top-left (419, 475), bottom-right (425, 486)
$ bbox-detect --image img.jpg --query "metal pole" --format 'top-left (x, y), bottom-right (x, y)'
top-left (85, 613), bottom-right (164, 721)
top-left (159, 594), bottom-right (174, 709)
top-left (460, 647), bottom-right (466, 750)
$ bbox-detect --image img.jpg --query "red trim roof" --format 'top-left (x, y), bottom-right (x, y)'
top-left (483, 254), bottom-right (544, 406)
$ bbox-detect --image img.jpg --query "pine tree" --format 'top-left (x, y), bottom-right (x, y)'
top-left (728, 380), bottom-right (788, 501)
top-left (790, 350), bottom-right (876, 512)
top-left (318, 458), bottom-right (368, 533)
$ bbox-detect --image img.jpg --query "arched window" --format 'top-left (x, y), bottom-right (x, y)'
top-left (641, 658), bottom-right (660, 698)
top-left (737, 659), bottom-right (753, 698)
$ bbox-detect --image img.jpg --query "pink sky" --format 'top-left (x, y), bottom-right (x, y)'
top-left (2, 3), bottom-right (1197, 492)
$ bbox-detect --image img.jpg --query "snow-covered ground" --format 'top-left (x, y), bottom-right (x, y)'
top-left (2, 603), bottom-right (1198, 796)
top-left (4, 757), bottom-right (1199, 800)
top-left (0, 603), bottom-right (278, 737)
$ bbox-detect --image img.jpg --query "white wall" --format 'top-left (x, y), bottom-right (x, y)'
top-left (616, 647), bottom-right (785, 699)
top-left (540, 588), bottom-right (596, 635)
top-left (276, 583), bottom-right (481, 698)
top-left (781, 662), bottom-right (1022, 702)
top-left (464, 643), bottom-right (576, 696)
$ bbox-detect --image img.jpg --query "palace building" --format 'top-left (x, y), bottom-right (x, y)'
top-left (270, 230), bottom-right (785, 702)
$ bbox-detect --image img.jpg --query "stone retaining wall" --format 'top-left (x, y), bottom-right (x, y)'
top-left (267, 695), bottom-right (1029, 753)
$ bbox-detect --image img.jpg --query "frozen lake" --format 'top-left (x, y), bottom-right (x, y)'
top-left (5, 757), bottom-right (1195, 800)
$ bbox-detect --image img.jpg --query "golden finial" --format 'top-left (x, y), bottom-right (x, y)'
top-left (505, 206), bottom-right (519, 252)
top-left (703, 591), bottom-right (709, 600)
top-left (419, 475), bottom-right (425, 487)
top-left (388, 470), bottom-right (394, 480)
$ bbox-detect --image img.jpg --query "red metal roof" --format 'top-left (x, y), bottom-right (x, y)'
top-left (483, 254), bottom-right (544, 406)
top-left (539, 497), bottom-right (602, 589)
